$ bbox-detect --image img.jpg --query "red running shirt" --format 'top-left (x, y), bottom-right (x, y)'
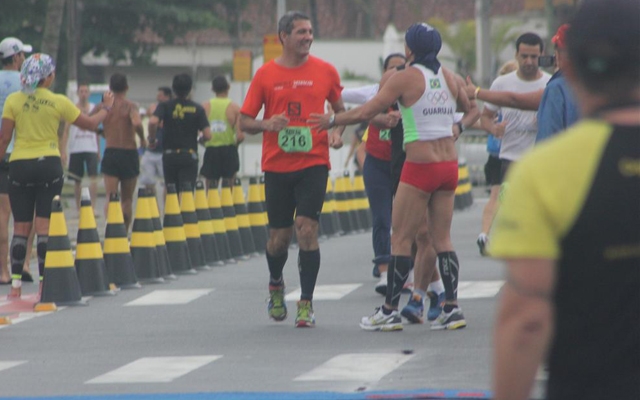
top-left (365, 124), bottom-right (392, 161)
top-left (240, 56), bottom-right (343, 172)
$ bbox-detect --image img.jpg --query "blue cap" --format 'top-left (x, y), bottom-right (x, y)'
top-left (405, 23), bottom-right (442, 74)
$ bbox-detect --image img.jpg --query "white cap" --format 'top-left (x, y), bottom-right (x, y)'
top-left (0, 37), bottom-right (33, 59)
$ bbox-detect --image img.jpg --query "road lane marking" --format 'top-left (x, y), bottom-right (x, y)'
top-left (124, 289), bottom-right (213, 306)
top-left (457, 280), bottom-right (504, 299)
top-left (285, 284), bottom-right (362, 301)
top-left (294, 353), bottom-right (414, 381)
top-left (0, 361), bottom-right (27, 372)
top-left (86, 356), bottom-right (222, 384)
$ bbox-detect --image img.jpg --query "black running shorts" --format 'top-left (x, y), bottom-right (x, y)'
top-left (163, 151), bottom-right (199, 192)
top-left (200, 145), bottom-right (240, 181)
top-left (484, 154), bottom-right (502, 186)
top-left (101, 148), bottom-right (140, 180)
top-left (9, 157), bottom-right (64, 222)
top-left (68, 152), bottom-right (98, 181)
top-left (264, 165), bottom-right (328, 229)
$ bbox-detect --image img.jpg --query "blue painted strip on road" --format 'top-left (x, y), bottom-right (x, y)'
top-left (3, 389), bottom-right (492, 400)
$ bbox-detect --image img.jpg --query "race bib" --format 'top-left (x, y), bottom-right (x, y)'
top-left (278, 127), bottom-right (312, 153)
top-left (379, 129), bottom-right (391, 141)
top-left (210, 120), bottom-right (227, 133)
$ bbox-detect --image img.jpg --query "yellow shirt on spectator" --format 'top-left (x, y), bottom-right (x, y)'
top-left (2, 88), bottom-right (80, 161)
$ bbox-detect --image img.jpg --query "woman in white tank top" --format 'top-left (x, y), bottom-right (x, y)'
top-left (310, 23), bottom-right (479, 331)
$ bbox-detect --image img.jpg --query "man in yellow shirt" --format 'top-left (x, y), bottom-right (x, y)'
top-left (489, 1), bottom-right (640, 398)
top-left (199, 76), bottom-right (244, 190)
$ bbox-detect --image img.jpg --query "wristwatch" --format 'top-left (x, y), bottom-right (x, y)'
top-left (456, 122), bottom-right (465, 133)
top-left (328, 114), bottom-right (336, 129)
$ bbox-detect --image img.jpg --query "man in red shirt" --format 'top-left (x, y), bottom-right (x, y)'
top-left (240, 10), bottom-right (345, 328)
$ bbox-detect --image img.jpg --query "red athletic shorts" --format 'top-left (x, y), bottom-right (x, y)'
top-left (400, 161), bottom-right (458, 193)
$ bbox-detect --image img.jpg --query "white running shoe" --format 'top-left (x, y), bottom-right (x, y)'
top-left (360, 307), bottom-right (403, 331)
top-left (430, 306), bottom-right (467, 330)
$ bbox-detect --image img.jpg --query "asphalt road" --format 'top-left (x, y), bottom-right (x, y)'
top-left (0, 194), bottom-right (546, 400)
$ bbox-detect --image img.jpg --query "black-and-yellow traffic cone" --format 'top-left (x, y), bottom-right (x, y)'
top-left (233, 178), bottom-right (259, 257)
top-left (195, 180), bottom-right (224, 266)
top-left (343, 171), bottom-right (363, 233)
top-left (131, 188), bottom-right (164, 283)
top-left (164, 184), bottom-right (196, 275)
top-left (104, 193), bottom-right (141, 289)
top-left (38, 196), bottom-right (87, 308)
top-left (353, 170), bottom-right (372, 230)
top-left (319, 177), bottom-right (337, 238)
top-left (148, 191), bottom-right (177, 280)
top-left (207, 186), bottom-right (235, 264)
top-left (75, 188), bottom-right (115, 296)
top-left (334, 174), bottom-right (353, 234)
top-left (220, 180), bottom-right (248, 261)
top-left (247, 177), bottom-right (268, 253)
top-left (181, 182), bottom-right (210, 271)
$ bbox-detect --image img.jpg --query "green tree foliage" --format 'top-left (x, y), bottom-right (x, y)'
top-left (428, 18), bottom-right (476, 77)
top-left (0, 0), bottom-right (47, 52)
top-left (81, 0), bottom-right (224, 65)
top-left (0, 0), bottom-right (240, 91)
top-left (427, 18), bottom-right (520, 77)
top-left (0, 0), bottom-right (228, 66)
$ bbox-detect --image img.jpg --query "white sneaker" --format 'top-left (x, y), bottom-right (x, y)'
top-left (430, 306), bottom-right (467, 330)
top-left (360, 307), bottom-right (403, 331)
top-left (477, 233), bottom-right (489, 256)
top-left (374, 272), bottom-right (387, 295)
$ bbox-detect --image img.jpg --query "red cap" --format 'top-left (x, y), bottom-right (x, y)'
top-left (552, 24), bottom-right (570, 49)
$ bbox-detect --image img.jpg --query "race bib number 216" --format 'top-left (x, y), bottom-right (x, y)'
top-left (278, 127), bottom-right (312, 153)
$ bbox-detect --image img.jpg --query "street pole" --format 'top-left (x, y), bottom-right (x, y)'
top-left (277, 0), bottom-right (286, 23)
top-left (475, 0), bottom-right (492, 88)
top-left (545, 0), bottom-right (556, 51)
top-left (66, 0), bottom-right (78, 102)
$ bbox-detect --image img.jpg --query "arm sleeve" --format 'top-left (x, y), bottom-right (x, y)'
top-left (342, 85), bottom-right (379, 105)
top-left (59, 95), bottom-right (82, 123)
top-left (489, 159), bottom-right (561, 259)
top-left (240, 68), bottom-right (265, 118)
top-left (535, 84), bottom-right (565, 144)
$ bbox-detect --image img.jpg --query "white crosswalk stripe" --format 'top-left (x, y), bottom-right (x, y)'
top-left (284, 284), bottom-right (361, 301)
top-left (124, 289), bottom-right (213, 306)
top-left (294, 353), bottom-right (414, 382)
top-left (85, 356), bottom-right (222, 384)
top-left (0, 361), bottom-right (27, 372)
top-left (457, 281), bottom-right (504, 299)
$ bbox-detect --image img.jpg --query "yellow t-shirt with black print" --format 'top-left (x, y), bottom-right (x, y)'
top-left (490, 119), bottom-right (640, 397)
top-left (2, 88), bottom-right (80, 161)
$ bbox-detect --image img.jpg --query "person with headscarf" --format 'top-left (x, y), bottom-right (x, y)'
top-left (310, 22), bottom-right (479, 331)
top-left (0, 53), bottom-right (114, 298)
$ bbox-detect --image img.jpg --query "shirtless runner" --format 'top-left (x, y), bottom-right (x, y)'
top-left (93, 72), bottom-right (145, 231)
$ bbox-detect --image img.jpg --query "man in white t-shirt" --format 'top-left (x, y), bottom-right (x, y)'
top-left (61, 84), bottom-right (100, 214)
top-left (480, 33), bottom-right (551, 181)
top-left (478, 33), bottom-right (550, 254)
